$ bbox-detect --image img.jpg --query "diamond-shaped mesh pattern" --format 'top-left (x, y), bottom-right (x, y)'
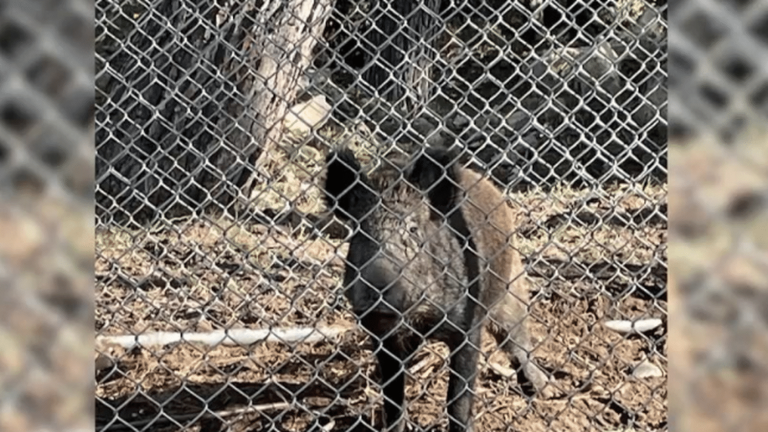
top-left (96, 0), bottom-right (667, 431)
top-left (0, 0), bottom-right (93, 431)
top-left (670, 0), bottom-right (768, 431)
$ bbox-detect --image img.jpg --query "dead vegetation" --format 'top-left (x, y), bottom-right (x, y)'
top-left (668, 130), bottom-right (768, 432)
top-left (95, 127), bottom-right (667, 432)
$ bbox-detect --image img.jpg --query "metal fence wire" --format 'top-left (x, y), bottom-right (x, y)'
top-left (95, 1), bottom-right (668, 431)
top-left (0, 0), bottom-right (93, 431)
top-left (670, 1), bottom-right (768, 432)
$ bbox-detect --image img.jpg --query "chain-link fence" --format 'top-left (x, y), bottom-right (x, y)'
top-left (669, 1), bottom-right (768, 431)
top-left (95, 1), bottom-right (667, 431)
top-left (0, 0), bottom-right (94, 431)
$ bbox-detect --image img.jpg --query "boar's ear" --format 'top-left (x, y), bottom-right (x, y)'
top-left (409, 147), bottom-right (462, 216)
top-left (323, 148), bottom-right (377, 222)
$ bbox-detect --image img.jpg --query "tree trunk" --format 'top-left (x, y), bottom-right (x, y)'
top-left (362, 0), bottom-right (443, 114)
top-left (95, 0), bottom-right (332, 227)
top-left (244, 0), bottom-right (334, 195)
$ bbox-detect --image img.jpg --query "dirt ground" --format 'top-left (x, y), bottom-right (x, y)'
top-left (667, 133), bottom-right (768, 432)
top-left (95, 140), bottom-right (667, 432)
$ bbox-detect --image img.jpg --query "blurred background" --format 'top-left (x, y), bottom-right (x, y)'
top-left (669, 0), bottom-right (768, 431)
top-left (0, 0), bottom-right (766, 431)
top-left (0, 0), bottom-right (93, 431)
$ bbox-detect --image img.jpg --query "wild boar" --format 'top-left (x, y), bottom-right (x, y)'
top-left (323, 146), bottom-right (554, 432)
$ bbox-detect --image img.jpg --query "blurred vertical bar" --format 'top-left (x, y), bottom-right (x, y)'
top-left (670, 0), bottom-right (768, 431)
top-left (0, 0), bottom-right (94, 431)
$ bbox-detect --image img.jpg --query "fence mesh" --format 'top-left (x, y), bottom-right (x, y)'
top-left (669, 0), bottom-right (768, 431)
top-left (0, 0), bottom-right (94, 431)
top-left (95, 1), bottom-right (667, 431)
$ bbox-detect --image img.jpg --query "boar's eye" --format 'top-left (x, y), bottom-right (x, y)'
top-left (408, 225), bottom-right (419, 235)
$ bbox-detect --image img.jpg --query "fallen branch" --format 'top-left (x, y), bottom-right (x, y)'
top-left (525, 258), bottom-right (666, 285)
top-left (486, 361), bottom-right (516, 378)
top-left (409, 356), bottom-right (433, 374)
top-left (104, 401), bottom-right (293, 431)
top-left (96, 325), bottom-right (351, 351)
top-left (518, 204), bottom-right (668, 236)
top-left (96, 380), bottom-right (356, 431)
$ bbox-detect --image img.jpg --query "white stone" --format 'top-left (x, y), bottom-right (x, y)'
top-left (283, 95), bottom-right (331, 136)
top-left (632, 360), bottom-right (664, 379)
top-left (604, 318), bottom-right (663, 334)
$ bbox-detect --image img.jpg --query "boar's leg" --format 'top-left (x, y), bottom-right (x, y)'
top-left (445, 323), bottom-right (482, 432)
top-left (378, 343), bottom-right (407, 432)
top-left (363, 316), bottom-right (416, 432)
top-left (488, 293), bottom-right (555, 398)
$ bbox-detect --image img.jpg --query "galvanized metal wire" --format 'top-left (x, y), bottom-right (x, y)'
top-left (95, 1), bottom-right (668, 431)
top-left (0, 0), bottom-right (94, 431)
top-left (670, 1), bottom-right (768, 431)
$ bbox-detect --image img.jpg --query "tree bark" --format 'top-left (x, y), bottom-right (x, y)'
top-left (362, 0), bottom-right (443, 114)
top-left (95, 0), bottom-right (333, 226)
top-left (244, 0), bottom-right (334, 195)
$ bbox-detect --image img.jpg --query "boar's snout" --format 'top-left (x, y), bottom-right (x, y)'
top-left (348, 256), bottom-right (406, 317)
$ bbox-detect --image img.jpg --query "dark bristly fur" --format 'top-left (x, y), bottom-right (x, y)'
top-left (323, 147), bottom-right (555, 432)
